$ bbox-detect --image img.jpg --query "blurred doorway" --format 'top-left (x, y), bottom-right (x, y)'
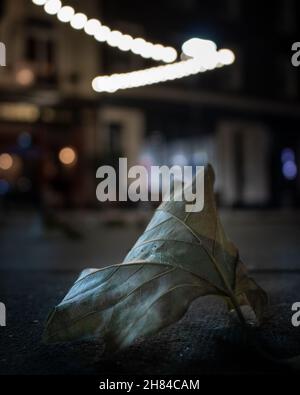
top-left (217, 121), bottom-right (270, 207)
top-left (99, 107), bottom-right (145, 167)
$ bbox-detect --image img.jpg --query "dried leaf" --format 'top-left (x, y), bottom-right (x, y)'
top-left (44, 165), bottom-right (267, 350)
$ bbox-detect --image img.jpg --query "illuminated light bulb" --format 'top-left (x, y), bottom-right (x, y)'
top-left (107, 30), bottom-right (123, 47)
top-left (117, 34), bottom-right (133, 52)
top-left (162, 47), bottom-right (177, 63)
top-left (32, 0), bottom-right (48, 5)
top-left (0, 153), bottom-right (13, 170)
top-left (94, 25), bottom-right (111, 42)
top-left (58, 147), bottom-right (77, 166)
top-left (92, 52), bottom-right (234, 94)
top-left (152, 44), bottom-right (165, 61)
top-left (57, 6), bottom-right (75, 23)
top-left (218, 48), bottom-right (235, 65)
top-left (44, 0), bottom-right (61, 15)
top-left (106, 78), bottom-right (120, 93)
top-left (202, 51), bottom-right (219, 70)
top-left (35, 1), bottom-right (182, 64)
top-left (141, 42), bottom-right (155, 59)
top-left (92, 76), bottom-right (112, 92)
top-left (182, 38), bottom-right (217, 58)
top-left (131, 38), bottom-right (147, 55)
top-left (92, 77), bottom-right (100, 92)
top-left (84, 18), bottom-right (101, 36)
top-left (70, 13), bottom-right (88, 30)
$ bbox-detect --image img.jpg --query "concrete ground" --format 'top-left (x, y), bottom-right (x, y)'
top-left (0, 210), bottom-right (300, 375)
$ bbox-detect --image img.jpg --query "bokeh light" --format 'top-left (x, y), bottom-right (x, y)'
top-left (218, 49), bottom-right (235, 65)
top-left (57, 6), bottom-right (75, 23)
top-left (182, 38), bottom-right (217, 58)
top-left (0, 153), bottom-right (13, 170)
top-left (94, 25), bottom-right (111, 42)
top-left (58, 147), bottom-right (77, 166)
top-left (32, 0), bottom-right (178, 63)
top-left (84, 18), bottom-right (101, 36)
top-left (70, 13), bottom-right (88, 30)
top-left (44, 0), bottom-right (61, 16)
top-left (282, 161), bottom-right (298, 180)
top-left (281, 148), bottom-right (297, 180)
top-left (16, 68), bottom-right (35, 86)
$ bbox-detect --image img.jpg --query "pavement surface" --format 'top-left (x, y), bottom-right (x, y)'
top-left (0, 210), bottom-right (300, 375)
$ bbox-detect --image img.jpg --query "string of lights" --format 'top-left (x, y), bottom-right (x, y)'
top-left (92, 42), bottom-right (235, 92)
top-left (31, 0), bottom-right (235, 94)
top-left (92, 51), bottom-right (233, 93)
top-left (32, 0), bottom-right (178, 63)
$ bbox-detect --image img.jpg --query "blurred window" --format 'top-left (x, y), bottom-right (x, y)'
top-left (108, 122), bottom-right (123, 157)
top-left (0, 0), bottom-right (6, 20)
top-left (24, 19), bottom-right (57, 85)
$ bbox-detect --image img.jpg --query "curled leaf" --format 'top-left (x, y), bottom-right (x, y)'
top-left (44, 165), bottom-right (267, 350)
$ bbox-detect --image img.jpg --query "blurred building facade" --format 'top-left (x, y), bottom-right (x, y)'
top-left (0, 0), bottom-right (299, 209)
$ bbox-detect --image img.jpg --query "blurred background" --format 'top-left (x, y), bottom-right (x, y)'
top-left (0, 0), bottom-right (300, 375)
top-left (0, 0), bottom-right (299, 213)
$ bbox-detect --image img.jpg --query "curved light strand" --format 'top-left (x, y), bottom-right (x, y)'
top-left (92, 49), bottom-right (232, 94)
top-left (31, 1), bottom-right (235, 93)
top-left (32, 0), bottom-right (178, 63)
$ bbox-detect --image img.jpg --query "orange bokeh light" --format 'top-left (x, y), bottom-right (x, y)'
top-left (58, 147), bottom-right (77, 166)
top-left (0, 153), bottom-right (13, 170)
